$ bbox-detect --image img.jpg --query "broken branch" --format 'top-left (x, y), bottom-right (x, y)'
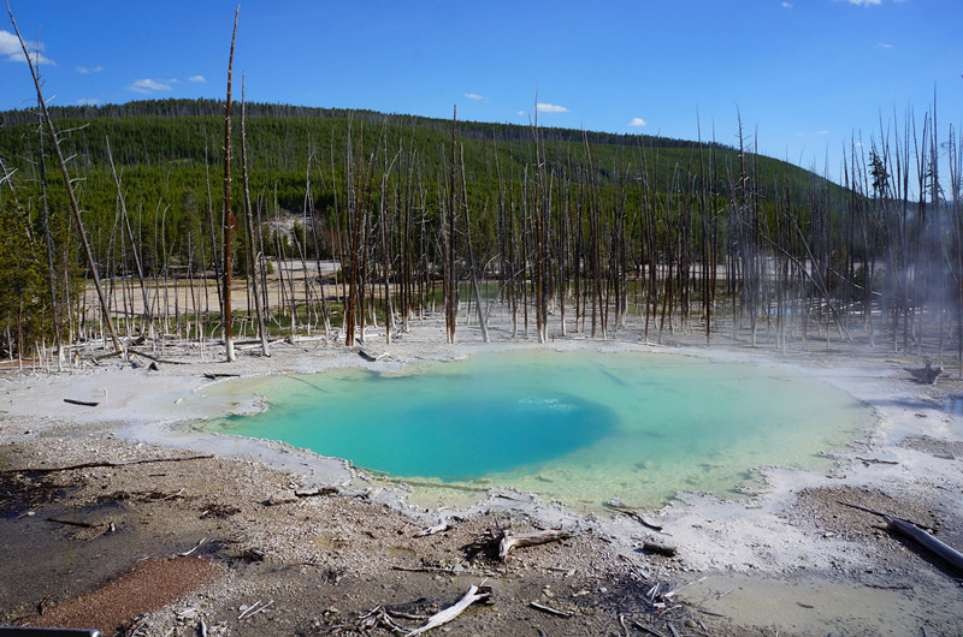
top-left (1, 454), bottom-right (215, 476)
top-left (406, 584), bottom-right (491, 636)
top-left (498, 529), bottom-right (572, 561)
top-left (528, 601), bottom-right (572, 618)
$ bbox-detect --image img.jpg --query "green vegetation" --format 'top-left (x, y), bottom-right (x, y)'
top-left (0, 99), bottom-right (838, 267)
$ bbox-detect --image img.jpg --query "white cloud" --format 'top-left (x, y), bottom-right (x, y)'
top-left (536, 102), bottom-right (568, 113)
top-left (0, 29), bottom-right (54, 65)
top-left (464, 91), bottom-right (484, 101)
top-left (845, 0), bottom-right (882, 5)
top-left (781, 1), bottom-right (793, 8)
top-left (77, 98), bottom-right (101, 106)
top-left (628, 116), bottom-right (647, 128)
top-left (516, 110), bottom-right (527, 117)
top-left (129, 78), bottom-right (172, 93)
top-left (188, 74), bottom-right (207, 83)
top-left (816, 129), bottom-right (830, 136)
top-left (877, 41), bottom-right (895, 49)
top-left (76, 64), bottom-right (103, 74)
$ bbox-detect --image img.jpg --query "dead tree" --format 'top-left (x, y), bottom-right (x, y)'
top-left (221, 6), bottom-right (239, 362)
top-left (8, 3), bottom-right (122, 353)
top-left (239, 78), bottom-right (269, 356)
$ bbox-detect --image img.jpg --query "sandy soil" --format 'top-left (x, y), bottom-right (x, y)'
top-left (1, 312), bottom-right (962, 636)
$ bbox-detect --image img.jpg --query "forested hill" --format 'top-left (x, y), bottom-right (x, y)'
top-left (0, 98), bottom-right (853, 356)
top-left (0, 99), bottom-right (836, 207)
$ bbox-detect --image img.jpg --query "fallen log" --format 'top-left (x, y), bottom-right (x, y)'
top-left (128, 348), bottom-right (188, 365)
top-left (92, 349), bottom-right (124, 363)
top-left (294, 486), bottom-right (339, 498)
top-left (498, 529), bottom-right (572, 561)
top-left (888, 517), bottom-right (963, 574)
top-left (640, 539), bottom-right (678, 557)
top-left (203, 372), bottom-right (241, 380)
top-left (1, 454), bottom-right (215, 476)
top-left (406, 584), bottom-right (491, 636)
top-left (838, 500), bottom-right (963, 574)
top-left (855, 457), bottom-right (899, 466)
top-left (63, 398), bottom-right (98, 407)
top-left (358, 349), bottom-right (389, 362)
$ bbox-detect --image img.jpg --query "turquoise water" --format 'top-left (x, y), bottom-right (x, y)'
top-left (210, 351), bottom-right (869, 507)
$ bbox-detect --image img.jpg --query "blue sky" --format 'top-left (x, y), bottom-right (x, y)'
top-left (2, 0), bottom-right (961, 178)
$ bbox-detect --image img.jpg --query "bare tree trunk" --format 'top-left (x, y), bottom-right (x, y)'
top-left (240, 78), bottom-right (269, 357)
top-left (459, 144), bottom-right (489, 342)
top-left (221, 7), bottom-right (239, 362)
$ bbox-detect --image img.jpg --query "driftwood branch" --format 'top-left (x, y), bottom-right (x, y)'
top-left (406, 584), bottom-right (490, 636)
top-left (498, 529), bottom-right (572, 561)
top-left (528, 601), bottom-right (572, 618)
top-left (414, 522), bottom-right (451, 538)
top-left (358, 349), bottom-right (389, 362)
top-left (294, 486), bottom-right (339, 498)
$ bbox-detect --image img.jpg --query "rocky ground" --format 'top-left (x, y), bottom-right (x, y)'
top-left (1, 316), bottom-right (962, 636)
top-left (0, 419), bottom-right (702, 636)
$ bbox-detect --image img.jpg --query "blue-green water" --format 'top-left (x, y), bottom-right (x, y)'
top-left (210, 351), bottom-right (869, 507)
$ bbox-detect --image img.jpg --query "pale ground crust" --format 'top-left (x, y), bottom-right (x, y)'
top-left (2, 315), bottom-right (962, 636)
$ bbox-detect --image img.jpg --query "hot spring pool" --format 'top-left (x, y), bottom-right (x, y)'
top-left (207, 351), bottom-right (870, 507)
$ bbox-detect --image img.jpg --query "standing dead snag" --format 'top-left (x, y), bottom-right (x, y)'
top-left (240, 77), bottom-right (269, 357)
top-left (459, 143), bottom-right (489, 343)
top-left (106, 137), bottom-right (151, 339)
top-left (7, 3), bottom-right (122, 354)
top-left (444, 105), bottom-right (458, 344)
top-left (221, 6), bottom-right (240, 362)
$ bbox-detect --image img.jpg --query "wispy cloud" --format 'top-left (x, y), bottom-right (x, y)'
top-left (628, 116), bottom-right (647, 128)
top-left (129, 78), bottom-right (172, 93)
top-left (76, 64), bottom-right (104, 75)
top-left (77, 98), bottom-right (101, 106)
top-left (0, 29), bottom-right (54, 65)
top-left (188, 74), bottom-right (206, 83)
top-left (876, 41), bottom-right (895, 49)
top-left (781, 1), bottom-right (793, 8)
top-left (843, 0), bottom-right (883, 6)
top-left (536, 102), bottom-right (568, 113)
top-left (464, 91), bottom-right (485, 102)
